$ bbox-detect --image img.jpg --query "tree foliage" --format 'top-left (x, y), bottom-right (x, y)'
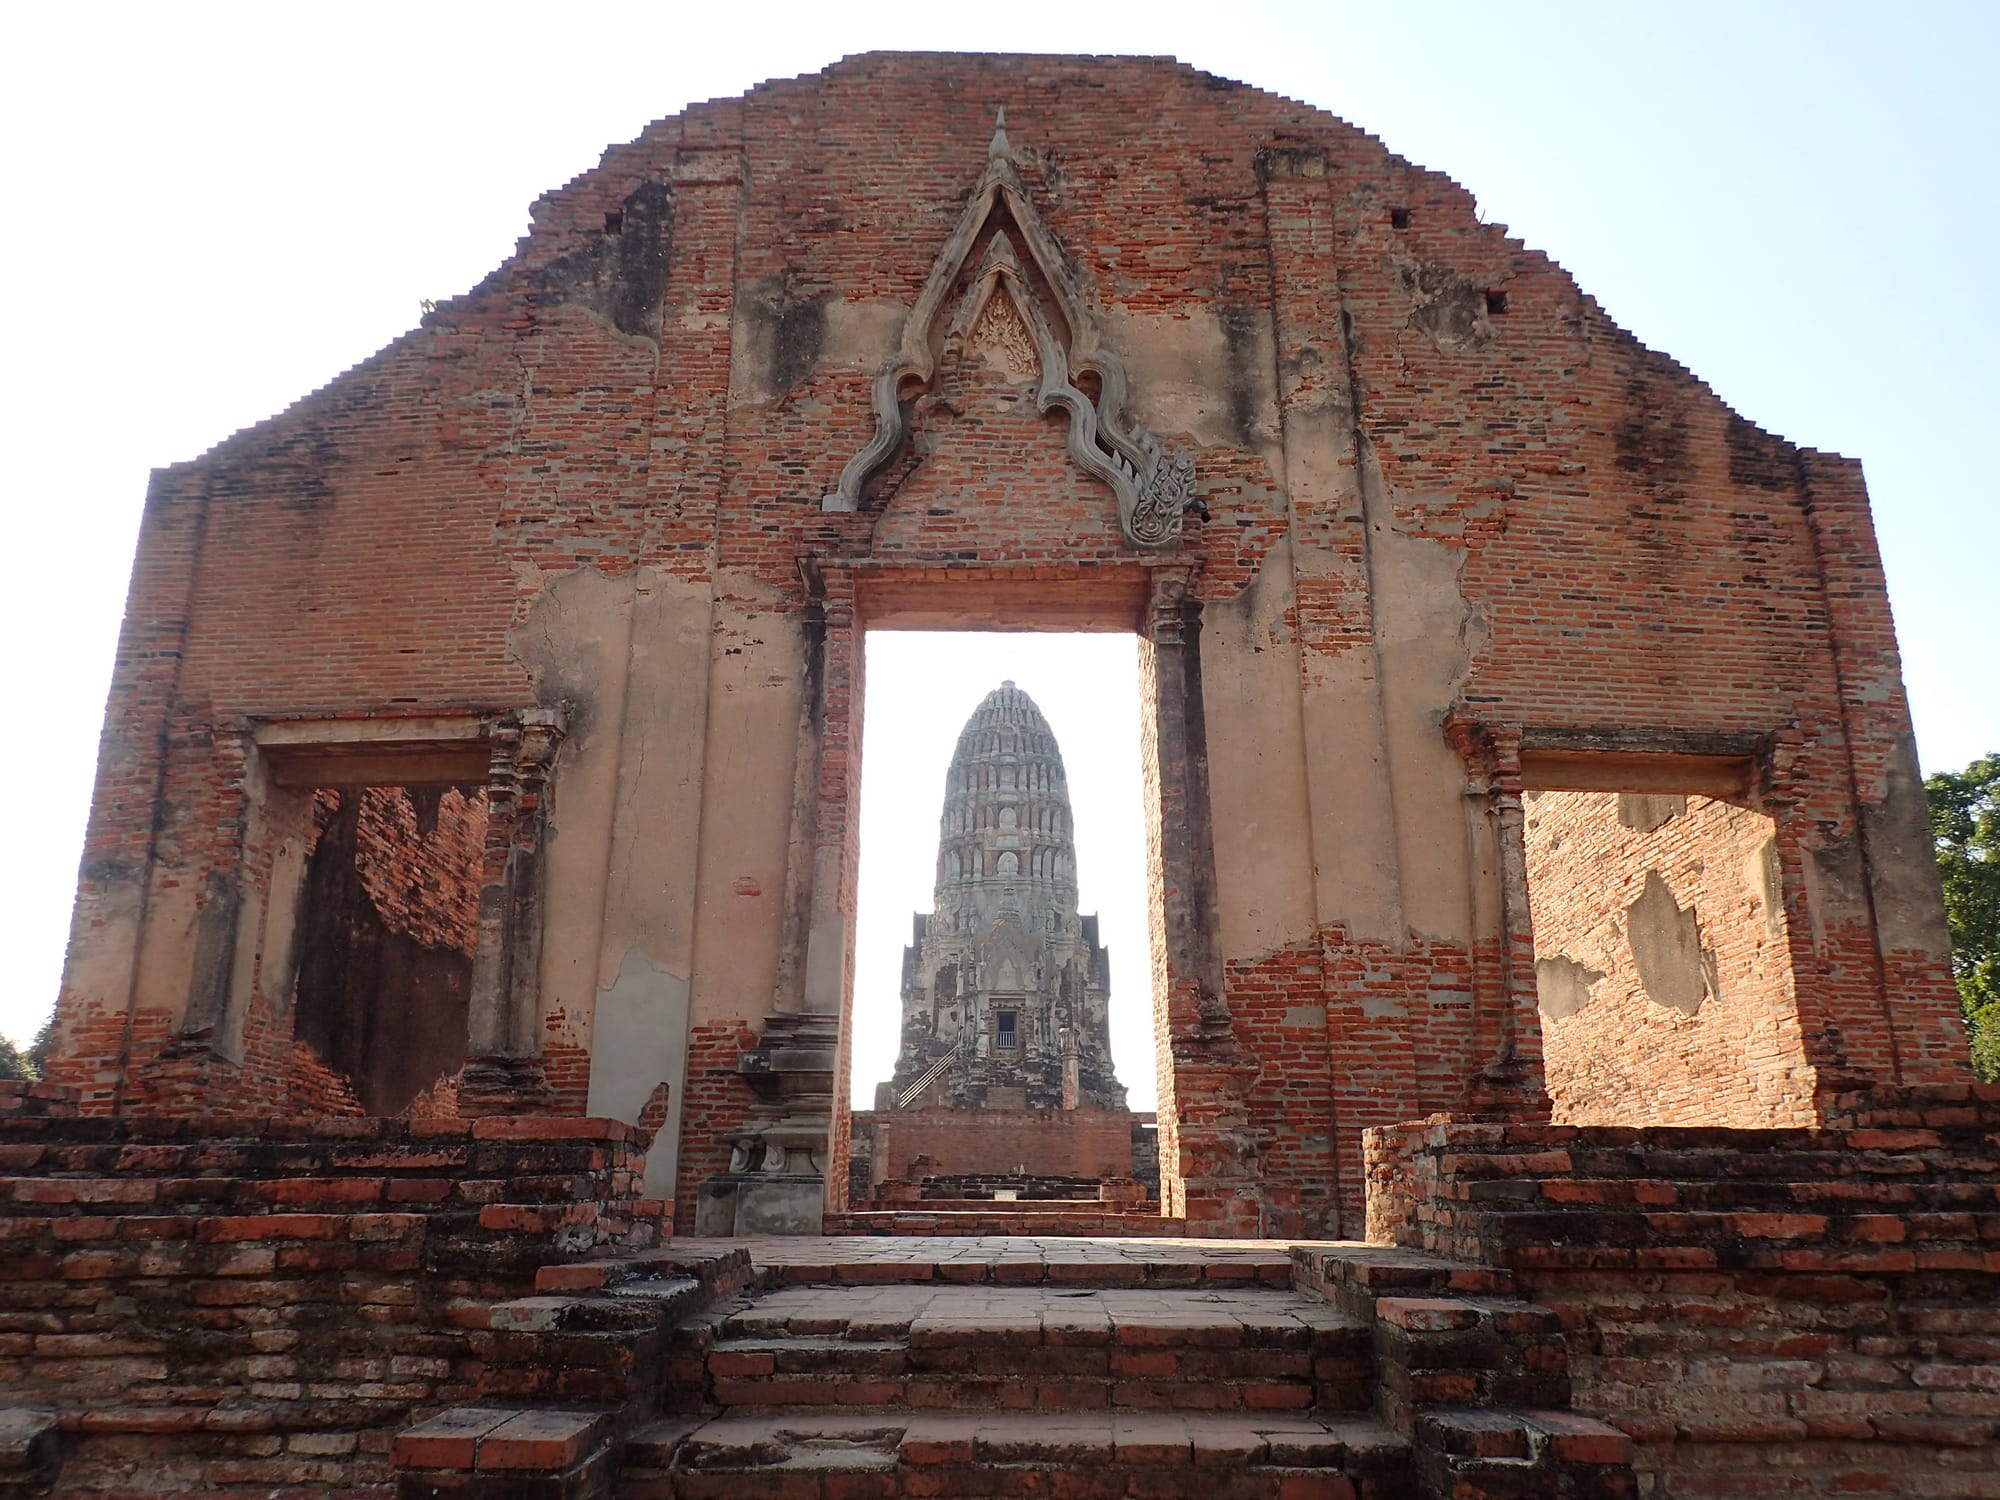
top-left (0, 1018), bottom-right (51, 1085)
top-left (1927, 753), bottom-right (2000, 1081)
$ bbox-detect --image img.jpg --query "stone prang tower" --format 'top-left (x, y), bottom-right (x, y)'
top-left (884, 682), bottom-right (1127, 1112)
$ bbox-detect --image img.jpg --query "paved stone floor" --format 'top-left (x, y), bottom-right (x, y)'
top-left (668, 1235), bottom-right (1354, 1275)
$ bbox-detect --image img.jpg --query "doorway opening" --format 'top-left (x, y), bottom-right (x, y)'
top-left (1520, 782), bottom-right (1813, 1127)
top-left (845, 629), bottom-right (1161, 1212)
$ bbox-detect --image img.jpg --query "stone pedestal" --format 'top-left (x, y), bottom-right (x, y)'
top-left (695, 1011), bottom-right (839, 1235)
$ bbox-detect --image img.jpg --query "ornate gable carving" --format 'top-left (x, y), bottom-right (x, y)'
top-left (822, 113), bottom-right (1193, 548)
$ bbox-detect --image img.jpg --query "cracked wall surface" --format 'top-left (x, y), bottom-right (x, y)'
top-left (1525, 789), bottom-right (1817, 1127)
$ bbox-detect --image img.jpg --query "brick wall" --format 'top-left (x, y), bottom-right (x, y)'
top-left (1364, 1085), bottom-right (2000, 1497)
top-left (852, 1105), bottom-right (1142, 1187)
top-left (1525, 790), bottom-right (1817, 1127)
top-left (0, 1112), bottom-right (664, 1493)
top-left (51, 52), bottom-right (1965, 1225)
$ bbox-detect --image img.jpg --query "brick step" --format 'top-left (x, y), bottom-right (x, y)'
top-left (0, 1174), bottom-right (654, 1215)
top-left (1438, 1143), bottom-right (2000, 1185)
top-left (475, 1267), bottom-right (760, 1410)
top-left (1293, 1246), bottom-right (1516, 1300)
top-left (1461, 1174), bottom-right (2000, 1205)
top-left (0, 1081), bottom-right (78, 1118)
top-left (675, 1284), bottom-right (1371, 1414)
top-left (701, 1348), bottom-right (1357, 1413)
top-left (1414, 1409), bottom-right (1638, 1500)
top-left (535, 1247), bottom-right (754, 1296)
top-left (702, 1236), bottom-right (1293, 1289)
top-left (613, 1410), bottom-right (1414, 1499)
top-left (394, 1405), bottom-right (615, 1499)
top-left (856, 1208), bottom-right (1152, 1216)
top-left (489, 1282), bottom-right (707, 1335)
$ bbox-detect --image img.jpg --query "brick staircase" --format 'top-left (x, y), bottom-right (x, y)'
top-left (393, 1237), bottom-right (1638, 1499)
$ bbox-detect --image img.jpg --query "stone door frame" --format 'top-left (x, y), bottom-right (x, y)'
top-left (778, 557), bottom-right (1265, 1230)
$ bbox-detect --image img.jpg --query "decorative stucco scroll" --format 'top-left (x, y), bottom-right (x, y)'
top-left (822, 112), bottom-right (1194, 548)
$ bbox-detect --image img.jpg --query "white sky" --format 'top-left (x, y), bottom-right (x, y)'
top-left (3, 2), bottom-right (1994, 1053)
top-left (855, 635), bottom-right (1151, 1109)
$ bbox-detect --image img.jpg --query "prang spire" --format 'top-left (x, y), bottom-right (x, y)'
top-left (882, 681), bottom-right (1126, 1112)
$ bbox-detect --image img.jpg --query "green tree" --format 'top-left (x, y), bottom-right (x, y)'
top-left (1927, 753), bottom-right (2000, 1081)
top-left (0, 1017), bottom-right (52, 1084)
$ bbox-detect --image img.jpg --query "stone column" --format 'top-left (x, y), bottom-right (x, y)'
top-left (1143, 569), bottom-right (1266, 1235)
top-left (459, 708), bottom-right (566, 1117)
top-left (1445, 717), bottom-right (1550, 1120)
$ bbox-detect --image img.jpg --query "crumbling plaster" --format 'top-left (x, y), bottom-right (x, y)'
top-left (1201, 544), bottom-right (1318, 962)
top-left (509, 561), bottom-right (806, 1200)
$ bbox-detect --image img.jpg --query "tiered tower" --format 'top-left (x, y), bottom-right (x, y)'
top-left (884, 682), bottom-right (1127, 1111)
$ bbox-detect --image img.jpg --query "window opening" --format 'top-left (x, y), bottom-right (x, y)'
top-left (1520, 783), bottom-right (1810, 1129)
top-left (288, 781), bottom-right (486, 1116)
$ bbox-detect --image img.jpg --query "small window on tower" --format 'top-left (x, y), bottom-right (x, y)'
top-left (995, 1010), bottom-right (1018, 1050)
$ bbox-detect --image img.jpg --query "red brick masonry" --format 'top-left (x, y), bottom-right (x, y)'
top-left (0, 1104), bottom-right (665, 1494)
top-left (1365, 1083), bottom-right (2000, 1497)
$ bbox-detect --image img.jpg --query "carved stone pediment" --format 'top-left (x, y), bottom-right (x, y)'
top-left (822, 112), bottom-right (1193, 548)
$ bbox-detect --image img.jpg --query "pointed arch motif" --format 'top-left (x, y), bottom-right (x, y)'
top-left (821, 113), bottom-right (1195, 547)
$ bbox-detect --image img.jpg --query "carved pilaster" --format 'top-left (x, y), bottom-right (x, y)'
top-left (1143, 568), bottom-right (1267, 1234)
top-left (695, 1011), bottom-right (843, 1235)
top-left (1444, 715), bottom-right (1551, 1121)
top-left (1146, 570), bottom-right (1235, 1042)
top-left (460, 707), bottom-right (566, 1118)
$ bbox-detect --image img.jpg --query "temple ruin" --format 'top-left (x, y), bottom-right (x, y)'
top-left (844, 680), bottom-right (1156, 1220)
top-left (6, 51), bottom-right (1991, 1500)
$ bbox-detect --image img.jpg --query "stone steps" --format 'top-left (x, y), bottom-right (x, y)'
top-left (392, 1236), bottom-right (1639, 1499)
top-left (686, 1283), bottom-right (1372, 1414)
top-left (613, 1409), bottom-right (1415, 1499)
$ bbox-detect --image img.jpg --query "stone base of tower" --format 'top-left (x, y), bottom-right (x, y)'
top-left (848, 1105), bottom-right (1158, 1210)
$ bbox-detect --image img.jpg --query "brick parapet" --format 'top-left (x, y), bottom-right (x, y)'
top-left (852, 1105), bottom-right (1142, 1191)
top-left (1293, 1245), bottom-right (1637, 1496)
top-left (0, 1115), bottom-right (667, 1494)
top-left (0, 1082), bottom-right (78, 1119)
top-left (1365, 1086), bottom-right (2000, 1270)
top-left (1363, 1088), bottom-right (2000, 1493)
